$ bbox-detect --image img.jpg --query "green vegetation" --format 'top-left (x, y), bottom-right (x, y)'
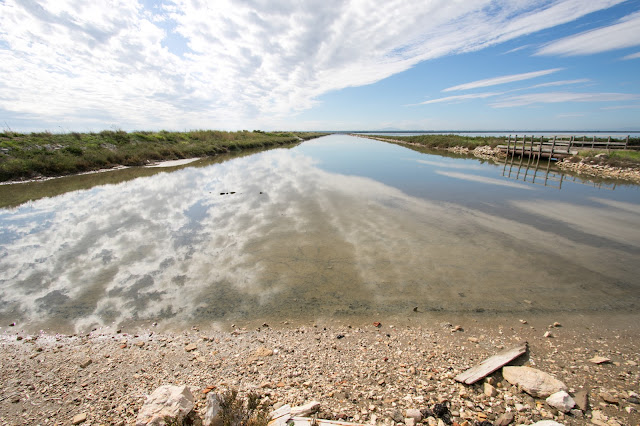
top-left (0, 130), bottom-right (327, 182)
top-left (212, 389), bottom-right (270, 426)
top-left (369, 133), bottom-right (504, 149)
top-left (369, 133), bottom-right (640, 168)
top-left (571, 148), bottom-right (640, 169)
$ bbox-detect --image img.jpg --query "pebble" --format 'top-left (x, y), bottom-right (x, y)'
top-left (0, 323), bottom-right (637, 425)
top-left (71, 413), bottom-right (87, 424)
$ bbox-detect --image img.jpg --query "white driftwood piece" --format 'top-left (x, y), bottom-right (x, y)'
top-left (455, 343), bottom-right (527, 384)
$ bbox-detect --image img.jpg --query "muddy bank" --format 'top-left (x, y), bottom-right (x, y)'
top-left (1, 315), bottom-right (638, 425)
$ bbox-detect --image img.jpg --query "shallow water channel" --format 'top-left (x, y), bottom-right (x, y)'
top-left (1, 135), bottom-right (639, 333)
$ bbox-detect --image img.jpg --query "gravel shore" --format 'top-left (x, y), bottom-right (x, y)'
top-left (1, 314), bottom-right (639, 425)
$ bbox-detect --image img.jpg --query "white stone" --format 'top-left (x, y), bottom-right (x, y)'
top-left (530, 421), bottom-right (564, 425)
top-left (203, 393), bottom-right (221, 426)
top-left (546, 391), bottom-right (575, 412)
top-left (502, 366), bottom-right (567, 398)
top-left (484, 382), bottom-right (498, 397)
top-left (136, 385), bottom-right (194, 426)
top-left (405, 408), bottom-right (422, 421)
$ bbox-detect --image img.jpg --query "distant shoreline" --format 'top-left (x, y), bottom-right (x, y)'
top-left (353, 133), bottom-right (640, 184)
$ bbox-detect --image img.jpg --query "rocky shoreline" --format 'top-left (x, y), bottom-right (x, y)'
top-left (352, 134), bottom-right (640, 184)
top-left (1, 316), bottom-right (639, 425)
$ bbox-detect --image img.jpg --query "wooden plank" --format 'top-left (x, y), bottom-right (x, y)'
top-left (454, 343), bottom-right (527, 385)
top-left (289, 417), bottom-right (366, 426)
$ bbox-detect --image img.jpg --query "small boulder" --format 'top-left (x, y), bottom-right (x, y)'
top-left (502, 366), bottom-right (567, 398)
top-left (136, 385), bottom-right (194, 425)
top-left (530, 421), bottom-right (564, 426)
top-left (546, 390), bottom-right (575, 412)
top-left (184, 343), bottom-right (197, 352)
top-left (203, 393), bottom-right (221, 426)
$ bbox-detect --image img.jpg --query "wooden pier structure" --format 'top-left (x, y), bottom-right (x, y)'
top-left (499, 134), bottom-right (627, 190)
top-left (498, 134), bottom-right (630, 160)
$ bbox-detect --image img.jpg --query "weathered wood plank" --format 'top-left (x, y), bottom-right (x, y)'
top-left (454, 343), bottom-right (527, 385)
top-left (289, 418), bottom-right (366, 426)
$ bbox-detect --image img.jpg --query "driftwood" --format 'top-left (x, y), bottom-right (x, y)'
top-left (269, 404), bottom-right (365, 426)
top-left (454, 343), bottom-right (528, 385)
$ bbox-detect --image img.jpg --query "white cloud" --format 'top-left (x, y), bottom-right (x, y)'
top-left (414, 92), bottom-right (502, 105)
top-left (492, 91), bottom-right (640, 108)
top-left (556, 113), bottom-right (585, 117)
top-left (443, 68), bottom-right (563, 92)
top-left (537, 11), bottom-right (640, 56)
top-left (527, 78), bottom-right (591, 89)
top-left (601, 104), bottom-right (640, 110)
top-left (0, 0), bottom-right (628, 130)
top-left (622, 51), bottom-right (640, 60)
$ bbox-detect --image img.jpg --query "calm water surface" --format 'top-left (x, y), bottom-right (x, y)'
top-left (1, 135), bottom-right (639, 332)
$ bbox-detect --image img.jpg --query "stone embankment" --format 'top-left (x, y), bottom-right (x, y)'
top-left (1, 319), bottom-right (639, 425)
top-left (557, 158), bottom-right (640, 184)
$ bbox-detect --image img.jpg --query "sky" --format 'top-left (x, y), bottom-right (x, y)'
top-left (0, 0), bottom-right (639, 132)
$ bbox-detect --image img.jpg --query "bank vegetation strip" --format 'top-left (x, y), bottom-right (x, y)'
top-left (0, 130), bottom-right (327, 182)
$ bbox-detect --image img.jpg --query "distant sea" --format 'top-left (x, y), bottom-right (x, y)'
top-left (351, 131), bottom-right (640, 139)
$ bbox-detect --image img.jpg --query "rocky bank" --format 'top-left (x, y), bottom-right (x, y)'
top-left (1, 316), bottom-right (639, 425)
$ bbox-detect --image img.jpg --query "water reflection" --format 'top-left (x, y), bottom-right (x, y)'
top-left (1, 135), bottom-right (639, 333)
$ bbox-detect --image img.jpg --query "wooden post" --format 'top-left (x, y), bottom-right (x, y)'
top-left (607, 136), bottom-right (611, 154)
top-left (544, 136), bottom-right (556, 186)
top-left (568, 136), bottom-right (573, 155)
top-left (517, 135), bottom-right (525, 175)
top-left (625, 135), bottom-right (629, 150)
top-left (592, 136), bottom-right (595, 149)
top-left (524, 135), bottom-right (534, 180)
top-left (502, 135), bottom-right (511, 175)
top-left (532, 136), bottom-right (543, 183)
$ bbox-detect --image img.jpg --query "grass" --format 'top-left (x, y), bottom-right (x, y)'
top-left (367, 133), bottom-right (640, 168)
top-left (210, 389), bottom-right (270, 426)
top-left (0, 130), bottom-right (327, 182)
top-left (571, 148), bottom-right (640, 169)
top-left (367, 133), bottom-right (504, 149)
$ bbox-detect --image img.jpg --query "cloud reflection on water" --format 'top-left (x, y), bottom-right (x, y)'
top-left (435, 170), bottom-right (535, 190)
top-left (1, 144), bottom-right (639, 333)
